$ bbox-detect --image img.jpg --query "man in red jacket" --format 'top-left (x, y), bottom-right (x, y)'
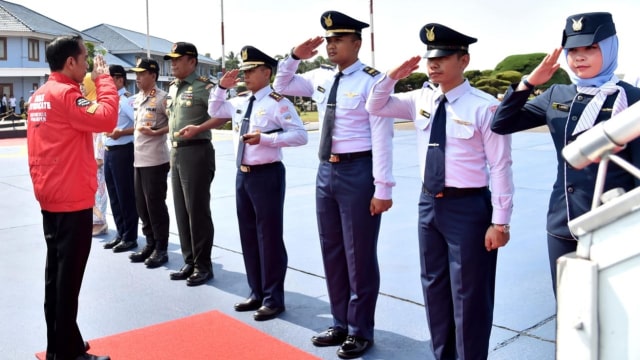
top-left (27, 35), bottom-right (118, 360)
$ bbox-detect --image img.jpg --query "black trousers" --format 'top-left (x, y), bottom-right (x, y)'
top-left (42, 208), bottom-right (92, 360)
top-left (134, 163), bottom-right (170, 250)
top-left (104, 143), bottom-right (138, 242)
top-left (170, 143), bottom-right (215, 272)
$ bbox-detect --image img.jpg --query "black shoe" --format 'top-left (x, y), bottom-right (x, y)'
top-left (253, 305), bottom-right (285, 321)
top-left (186, 270), bottom-right (213, 286)
top-left (113, 240), bottom-right (138, 253)
top-left (169, 264), bottom-right (194, 280)
top-left (129, 245), bottom-right (154, 262)
top-left (336, 335), bottom-right (372, 359)
top-left (74, 353), bottom-right (111, 360)
top-left (144, 250), bottom-right (168, 268)
top-left (234, 298), bottom-right (263, 312)
top-left (103, 237), bottom-right (121, 250)
top-left (311, 327), bottom-right (348, 347)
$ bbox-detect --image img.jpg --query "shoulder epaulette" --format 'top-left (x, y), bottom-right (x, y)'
top-left (269, 91), bottom-right (283, 102)
top-left (362, 66), bottom-right (381, 77)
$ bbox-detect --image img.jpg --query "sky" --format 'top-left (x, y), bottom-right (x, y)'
top-left (15, 0), bottom-right (640, 76)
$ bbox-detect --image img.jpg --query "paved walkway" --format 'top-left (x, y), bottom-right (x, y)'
top-left (0, 125), bottom-right (557, 359)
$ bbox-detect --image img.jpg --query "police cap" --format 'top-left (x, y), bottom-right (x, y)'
top-left (419, 23), bottom-right (477, 59)
top-left (239, 46), bottom-right (278, 71)
top-left (562, 12), bottom-right (616, 49)
top-left (321, 10), bottom-right (369, 38)
top-left (164, 42), bottom-right (198, 60)
top-left (108, 65), bottom-right (126, 77)
top-left (130, 58), bottom-right (159, 75)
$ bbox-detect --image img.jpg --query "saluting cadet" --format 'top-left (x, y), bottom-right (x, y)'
top-left (208, 45), bottom-right (308, 322)
top-left (273, 10), bottom-right (395, 359)
top-left (128, 59), bottom-right (171, 269)
top-left (491, 12), bottom-right (640, 295)
top-left (164, 42), bottom-right (217, 286)
top-left (366, 23), bottom-right (514, 360)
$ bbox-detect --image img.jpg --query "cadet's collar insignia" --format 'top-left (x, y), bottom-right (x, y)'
top-left (323, 14), bottom-right (333, 27)
top-left (363, 66), bottom-right (380, 77)
top-left (345, 92), bottom-right (359, 98)
top-left (420, 109), bottom-right (430, 119)
top-left (197, 76), bottom-right (213, 84)
top-left (269, 91), bottom-right (283, 102)
top-left (317, 86), bottom-right (326, 93)
top-left (572, 17), bottom-right (584, 32)
top-left (426, 26), bottom-right (436, 42)
top-left (242, 49), bottom-right (248, 61)
top-left (149, 88), bottom-right (156, 97)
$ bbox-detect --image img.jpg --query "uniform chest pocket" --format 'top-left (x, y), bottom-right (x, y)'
top-left (337, 97), bottom-right (361, 110)
top-left (447, 120), bottom-right (474, 139)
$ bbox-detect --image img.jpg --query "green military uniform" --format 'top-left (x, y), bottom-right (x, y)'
top-left (167, 71), bottom-right (216, 274)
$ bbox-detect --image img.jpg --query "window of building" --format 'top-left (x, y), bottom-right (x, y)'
top-left (28, 39), bottom-right (39, 61)
top-left (0, 38), bottom-right (6, 60)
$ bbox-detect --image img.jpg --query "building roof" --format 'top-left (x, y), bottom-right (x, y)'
top-left (0, 0), bottom-right (100, 42)
top-left (83, 24), bottom-right (219, 66)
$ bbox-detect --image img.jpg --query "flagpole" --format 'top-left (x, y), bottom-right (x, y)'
top-left (369, 0), bottom-right (375, 68)
top-left (221, 0), bottom-right (226, 74)
top-left (145, 0), bottom-right (150, 58)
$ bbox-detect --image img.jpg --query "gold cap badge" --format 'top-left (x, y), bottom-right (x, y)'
top-left (572, 17), bottom-right (584, 32)
top-left (242, 49), bottom-right (248, 61)
top-left (323, 14), bottom-right (333, 27)
top-left (426, 26), bottom-right (435, 42)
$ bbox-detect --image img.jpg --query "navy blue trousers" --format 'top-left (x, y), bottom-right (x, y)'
top-left (316, 157), bottom-right (381, 341)
top-left (104, 143), bottom-right (138, 242)
top-left (236, 162), bottom-right (287, 308)
top-left (42, 208), bottom-right (92, 360)
top-left (418, 188), bottom-right (496, 360)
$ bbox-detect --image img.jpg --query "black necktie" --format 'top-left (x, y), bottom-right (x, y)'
top-left (237, 95), bottom-right (255, 168)
top-left (424, 95), bottom-right (447, 194)
top-left (318, 72), bottom-right (343, 161)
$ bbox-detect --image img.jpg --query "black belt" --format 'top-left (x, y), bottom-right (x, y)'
top-left (104, 142), bottom-right (133, 151)
top-left (422, 186), bottom-right (487, 198)
top-left (239, 161), bottom-right (282, 173)
top-left (171, 139), bottom-right (211, 148)
top-left (328, 150), bottom-right (372, 163)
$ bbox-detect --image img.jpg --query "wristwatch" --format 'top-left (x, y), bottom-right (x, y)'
top-left (493, 224), bottom-right (510, 234)
top-left (521, 75), bottom-right (534, 90)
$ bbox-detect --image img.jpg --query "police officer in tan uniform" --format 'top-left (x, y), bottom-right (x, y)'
top-left (128, 59), bottom-right (171, 269)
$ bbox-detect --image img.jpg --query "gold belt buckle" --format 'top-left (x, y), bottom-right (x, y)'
top-left (329, 154), bottom-right (340, 163)
top-left (240, 165), bottom-right (250, 173)
top-left (171, 141), bottom-right (178, 148)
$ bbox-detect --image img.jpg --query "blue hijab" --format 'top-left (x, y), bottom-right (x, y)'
top-left (565, 35), bottom-right (618, 87)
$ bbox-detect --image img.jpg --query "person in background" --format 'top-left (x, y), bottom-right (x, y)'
top-left (273, 10), bottom-right (394, 359)
top-left (19, 96), bottom-right (25, 115)
top-left (102, 65), bottom-right (139, 253)
top-left (208, 46), bottom-right (308, 321)
top-left (127, 58), bottom-right (171, 269)
top-left (82, 74), bottom-right (109, 237)
top-left (9, 94), bottom-right (16, 113)
top-left (27, 34), bottom-right (117, 360)
top-left (491, 12), bottom-right (640, 296)
top-left (366, 23), bottom-right (514, 360)
top-left (164, 42), bottom-right (216, 286)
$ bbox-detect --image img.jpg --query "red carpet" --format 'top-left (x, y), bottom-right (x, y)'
top-left (36, 310), bottom-right (320, 360)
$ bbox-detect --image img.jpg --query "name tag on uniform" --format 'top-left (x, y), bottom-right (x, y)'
top-left (551, 102), bottom-right (570, 112)
top-left (419, 109), bottom-right (431, 119)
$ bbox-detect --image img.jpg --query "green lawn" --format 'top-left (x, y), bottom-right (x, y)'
top-left (299, 111), bottom-right (318, 123)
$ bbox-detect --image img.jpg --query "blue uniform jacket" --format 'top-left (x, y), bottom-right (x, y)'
top-left (491, 81), bottom-right (640, 239)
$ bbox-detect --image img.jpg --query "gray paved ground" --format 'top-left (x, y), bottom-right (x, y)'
top-left (0, 125), bottom-right (557, 359)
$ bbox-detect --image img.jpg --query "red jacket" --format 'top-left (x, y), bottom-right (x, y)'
top-left (27, 73), bottom-right (118, 212)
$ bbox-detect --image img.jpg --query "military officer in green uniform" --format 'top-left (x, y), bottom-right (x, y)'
top-left (164, 42), bottom-right (217, 286)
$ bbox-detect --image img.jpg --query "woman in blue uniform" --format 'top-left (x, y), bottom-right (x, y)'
top-left (491, 12), bottom-right (640, 294)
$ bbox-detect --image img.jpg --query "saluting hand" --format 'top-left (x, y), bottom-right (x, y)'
top-left (220, 69), bottom-right (240, 89)
top-left (91, 55), bottom-right (110, 81)
top-left (388, 56), bottom-right (422, 81)
top-left (292, 36), bottom-right (325, 60)
top-left (526, 47), bottom-right (563, 87)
